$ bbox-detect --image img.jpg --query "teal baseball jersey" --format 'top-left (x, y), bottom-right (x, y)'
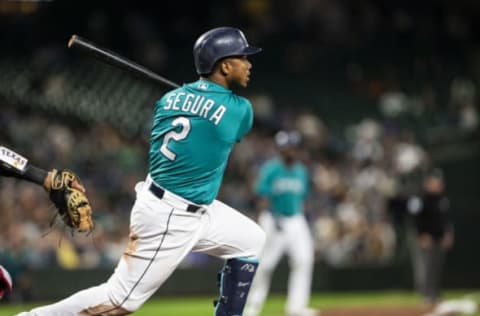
top-left (255, 158), bottom-right (309, 216)
top-left (149, 79), bottom-right (253, 205)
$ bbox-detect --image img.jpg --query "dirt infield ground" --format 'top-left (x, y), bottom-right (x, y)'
top-left (321, 305), bottom-right (438, 316)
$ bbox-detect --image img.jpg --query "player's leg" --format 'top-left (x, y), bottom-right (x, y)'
top-left (411, 237), bottom-right (429, 302)
top-left (425, 243), bottom-right (445, 304)
top-left (284, 214), bottom-right (315, 316)
top-left (193, 199), bottom-right (266, 316)
top-left (16, 283), bottom-right (117, 316)
top-left (244, 211), bottom-right (287, 316)
top-left (17, 180), bottom-right (207, 315)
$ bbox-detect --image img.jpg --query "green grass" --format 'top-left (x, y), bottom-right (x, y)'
top-left (1, 290), bottom-right (479, 316)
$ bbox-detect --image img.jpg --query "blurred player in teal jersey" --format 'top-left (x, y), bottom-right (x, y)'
top-left (245, 131), bottom-right (316, 316)
top-left (19, 27), bottom-right (265, 316)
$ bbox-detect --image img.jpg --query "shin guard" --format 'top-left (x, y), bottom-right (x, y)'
top-left (214, 258), bottom-right (259, 316)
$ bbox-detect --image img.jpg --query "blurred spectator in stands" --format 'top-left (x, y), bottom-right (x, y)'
top-left (295, 113), bottom-right (326, 146)
top-left (449, 78), bottom-right (478, 131)
top-left (410, 83), bottom-right (439, 126)
top-left (379, 88), bottom-right (410, 119)
top-left (392, 131), bottom-right (428, 196)
top-left (458, 102), bottom-right (479, 132)
top-left (349, 118), bottom-right (384, 164)
top-left (407, 168), bottom-right (454, 305)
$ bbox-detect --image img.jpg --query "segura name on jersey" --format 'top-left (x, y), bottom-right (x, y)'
top-left (164, 92), bottom-right (226, 125)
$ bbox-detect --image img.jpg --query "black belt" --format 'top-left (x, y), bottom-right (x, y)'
top-left (149, 183), bottom-right (203, 213)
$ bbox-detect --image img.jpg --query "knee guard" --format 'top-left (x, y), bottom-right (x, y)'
top-left (214, 258), bottom-right (259, 316)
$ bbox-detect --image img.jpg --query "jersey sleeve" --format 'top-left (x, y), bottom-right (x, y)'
top-left (235, 99), bottom-right (254, 142)
top-left (255, 162), bottom-right (274, 197)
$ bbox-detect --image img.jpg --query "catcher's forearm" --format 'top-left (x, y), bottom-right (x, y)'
top-left (1, 146), bottom-right (94, 233)
top-left (15, 165), bottom-right (48, 186)
top-left (0, 146), bottom-right (48, 186)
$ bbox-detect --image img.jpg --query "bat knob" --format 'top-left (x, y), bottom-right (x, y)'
top-left (68, 35), bottom-right (77, 48)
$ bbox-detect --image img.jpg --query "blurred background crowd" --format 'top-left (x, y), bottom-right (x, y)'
top-left (0, 0), bottom-right (479, 302)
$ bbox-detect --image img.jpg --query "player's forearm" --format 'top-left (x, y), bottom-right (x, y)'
top-left (1, 163), bottom-right (49, 186)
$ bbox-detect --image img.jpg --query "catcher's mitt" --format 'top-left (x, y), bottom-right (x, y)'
top-left (47, 169), bottom-right (94, 233)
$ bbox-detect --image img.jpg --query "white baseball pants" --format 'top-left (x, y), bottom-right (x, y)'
top-left (245, 211), bottom-right (314, 316)
top-left (18, 176), bottom-right (265, 315)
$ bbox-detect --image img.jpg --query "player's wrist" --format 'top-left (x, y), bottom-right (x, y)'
top-left (43, 169), bottom-right (56, 191)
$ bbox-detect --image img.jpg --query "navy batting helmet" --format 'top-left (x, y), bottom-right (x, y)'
top-left (193, 27), bottom-right (262, 75)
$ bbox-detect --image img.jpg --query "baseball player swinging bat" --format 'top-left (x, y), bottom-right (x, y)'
top-left (67, 35), bottom-right (180, 89)
top-left (19, 27), bottom-right (265, 316)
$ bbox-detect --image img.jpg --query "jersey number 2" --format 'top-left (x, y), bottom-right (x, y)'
top-left (160, 116), bottom-right (191, 160)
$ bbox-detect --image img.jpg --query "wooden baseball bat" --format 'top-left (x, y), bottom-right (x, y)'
top-left (67, 35), bottom-right (180, 89)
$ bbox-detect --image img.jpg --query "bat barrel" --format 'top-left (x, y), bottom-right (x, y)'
top-left (68, 35), bottom-right (180, 89)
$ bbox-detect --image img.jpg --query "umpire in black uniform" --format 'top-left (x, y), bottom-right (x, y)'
top-left (407, 168), bottom-right (454, 304)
